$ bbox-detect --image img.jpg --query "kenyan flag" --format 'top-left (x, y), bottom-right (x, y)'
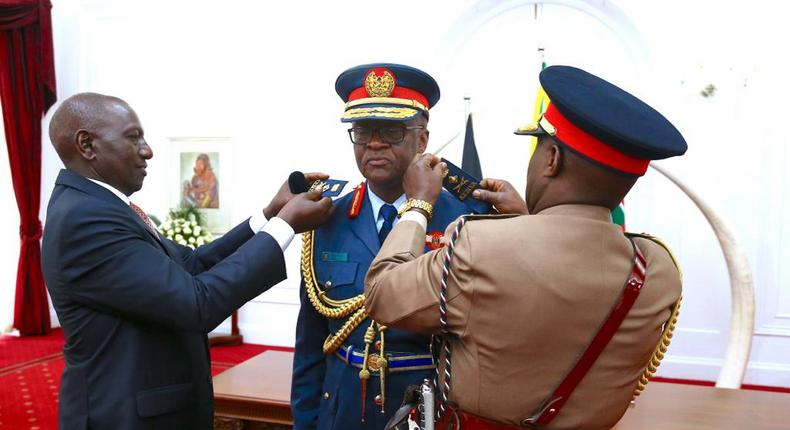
top-left (612, 203), bottom-right (626, 231)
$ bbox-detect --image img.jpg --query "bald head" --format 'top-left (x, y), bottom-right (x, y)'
top-left (49, 93), bottom-right (128, 166)
top-left (525, 137), bottom-right (638, 214)
top-left (49, 92), bottom-right (152, 196)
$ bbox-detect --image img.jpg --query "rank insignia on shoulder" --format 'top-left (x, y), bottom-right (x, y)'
top-left (348, 182), bottom-right (366, 219)
top-left (311, 179), bottom-right (349, 197)
top-left (440, 158), bottom-right (492, 214)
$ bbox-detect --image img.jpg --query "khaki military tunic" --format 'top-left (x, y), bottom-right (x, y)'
top-left (365, 204), bottom-right (681, 430)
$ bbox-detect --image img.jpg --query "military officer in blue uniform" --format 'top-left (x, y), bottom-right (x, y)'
top-left (290, 63), bottom-right (473, 429)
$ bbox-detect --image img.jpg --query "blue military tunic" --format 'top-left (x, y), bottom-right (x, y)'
top-left (291, 185), bottom-right (470, 430)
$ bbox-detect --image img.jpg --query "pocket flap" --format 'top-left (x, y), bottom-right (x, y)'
top-left (136, 382), bottom-right (195, 417)
top-left (316, 261), bottom-right (358, 288)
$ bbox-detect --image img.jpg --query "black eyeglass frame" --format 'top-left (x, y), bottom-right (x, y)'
top-left (347, 125), bottom-right (426, 145)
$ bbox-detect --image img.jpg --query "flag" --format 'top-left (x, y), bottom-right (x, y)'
top-left (611, 203), bottom-right (626, 231)
top-left (461, 113), bottom-right (482, 180)
top-left (530, 59), bottom-right (549, 156)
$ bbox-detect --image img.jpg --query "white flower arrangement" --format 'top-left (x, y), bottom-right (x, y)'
top-left (156, 207), bottom-right (213, 249)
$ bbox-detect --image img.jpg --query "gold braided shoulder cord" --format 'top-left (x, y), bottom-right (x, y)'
top-left (628, 233), bottom-right (683, 399)
top-left (633, 297), bottom-right (681, 398)
top-left (322, 307), bottom-right (368, 354)
top-left (301, 229), bottom-right (367, 354)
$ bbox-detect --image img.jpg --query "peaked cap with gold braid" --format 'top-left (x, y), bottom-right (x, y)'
top-left (335, 63), bottom-right (440, 122)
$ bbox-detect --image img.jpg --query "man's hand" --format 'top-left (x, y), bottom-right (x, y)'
top-left (264, 172), bottom-right (329, 219)
top-left (277, 190), bottom-right (334, 233)
top-left (403, 153), bottom-right (443, 206)
top-left (473, 178), bottom-right (529, 215)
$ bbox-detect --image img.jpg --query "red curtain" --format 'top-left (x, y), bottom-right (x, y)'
top-left (0, 0), bottom-right (56, 335)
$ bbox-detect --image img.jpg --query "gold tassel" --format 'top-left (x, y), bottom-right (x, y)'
top-left (359, 321), bottom-right (376, 422)
top-left (378, 325), bottom-right (388, 414)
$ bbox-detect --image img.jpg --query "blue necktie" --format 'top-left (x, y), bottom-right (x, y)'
top-left (378, 204), bottom-right (398, 244)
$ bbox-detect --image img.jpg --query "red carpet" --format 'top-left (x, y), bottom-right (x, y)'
top-left (0, 329), bottom-right (291, 430)
top-left (0, 329), bottom-right (64, 371)
top-left (7, 331), bottom-right (786, 429)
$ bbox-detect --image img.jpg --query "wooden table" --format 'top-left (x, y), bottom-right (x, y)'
top-left (614, 381), bottom-right (790, 430)
top-left (214, 350), bottom-right (790, 429)
top-left (213, 350), bottom-right (294, 429)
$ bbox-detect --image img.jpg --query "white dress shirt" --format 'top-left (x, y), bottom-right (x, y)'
top-left (367, 187), bottom-right (407, 233)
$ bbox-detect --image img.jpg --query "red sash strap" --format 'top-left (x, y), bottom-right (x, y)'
top-left (438, 404), bottom-right (523, 430)
top-left (527, 239), bottom-right (647, 427)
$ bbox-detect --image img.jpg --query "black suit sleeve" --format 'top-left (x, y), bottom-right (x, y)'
top-left (168, 220), bottom-right (255, 275)
top-left (53, 203), bottom-right (286, 333)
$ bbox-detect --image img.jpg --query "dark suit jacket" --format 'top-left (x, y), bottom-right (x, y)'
top-left (41, 169), bottom-right (287, 430)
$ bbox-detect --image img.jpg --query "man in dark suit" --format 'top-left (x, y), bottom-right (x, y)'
top-left (41, 92), bottom-right (333, 429)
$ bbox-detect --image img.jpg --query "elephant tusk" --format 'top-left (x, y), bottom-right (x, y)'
top-left (649, 162), bottom-right (755, 389)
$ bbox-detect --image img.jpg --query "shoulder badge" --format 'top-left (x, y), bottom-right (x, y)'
top-left (426, 231), bottom-right (445, 250)
top-left (441, 158), bottom-right (492, 214)
top-left (310, 178), bottom-right (349, 197)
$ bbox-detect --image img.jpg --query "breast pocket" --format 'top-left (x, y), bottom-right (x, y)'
top-left (315, 261), bottom-right (360, 301)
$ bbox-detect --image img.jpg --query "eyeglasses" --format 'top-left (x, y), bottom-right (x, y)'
top-left (347, 126), bottom-right (426, 145)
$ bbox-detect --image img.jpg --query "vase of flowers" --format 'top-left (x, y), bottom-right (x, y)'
top-left (157, 206), bottom-right (213, 249)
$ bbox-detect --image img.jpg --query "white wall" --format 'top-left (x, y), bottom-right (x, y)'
top-left (9, 0), bottom-right (784, 386)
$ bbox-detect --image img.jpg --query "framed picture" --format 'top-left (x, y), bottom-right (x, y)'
top-left (169, 137), bottom-right (232, 233)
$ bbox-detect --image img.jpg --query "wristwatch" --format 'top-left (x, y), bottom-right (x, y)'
top-left (398, 198), bottom-right (434, 221)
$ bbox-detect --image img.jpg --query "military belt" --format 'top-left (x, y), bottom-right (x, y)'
top-left (336, 345), bottom-right (435, 373)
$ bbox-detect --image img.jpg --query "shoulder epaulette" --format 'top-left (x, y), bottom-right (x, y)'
top-left (626, 232), bottom-right (682, 280)
top-left (462, 213), bottom-right (521, 222)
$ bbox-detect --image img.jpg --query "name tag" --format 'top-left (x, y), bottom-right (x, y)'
top-left (320, 251), bottom-right (348, 262)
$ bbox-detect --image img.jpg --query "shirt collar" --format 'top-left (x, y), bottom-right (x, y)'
top-left (367, 186), bottom-right (406, 221)
top-left (536, 204), bottom-right (613, 222)
top-left (86, 178), bottom-right (131, 205)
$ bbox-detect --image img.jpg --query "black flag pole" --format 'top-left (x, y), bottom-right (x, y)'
top-left (461, 96), bottom-right (482, 180)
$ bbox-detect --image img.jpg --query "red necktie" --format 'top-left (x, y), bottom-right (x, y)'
top-left (129, 202), bottom-right (158, 236)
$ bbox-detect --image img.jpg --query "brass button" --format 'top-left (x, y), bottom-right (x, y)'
top-left (324, 280), bottom-right (332, 289)
top-left (374, 394), bottom-right (382, 406)
top-left (367, 354), bottom-right (381, 372)
top-left (323, 392), bottom-right (330, 400)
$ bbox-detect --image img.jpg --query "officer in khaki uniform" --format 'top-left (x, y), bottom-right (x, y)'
top-left (365, 65), bottom-right (687, 430)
